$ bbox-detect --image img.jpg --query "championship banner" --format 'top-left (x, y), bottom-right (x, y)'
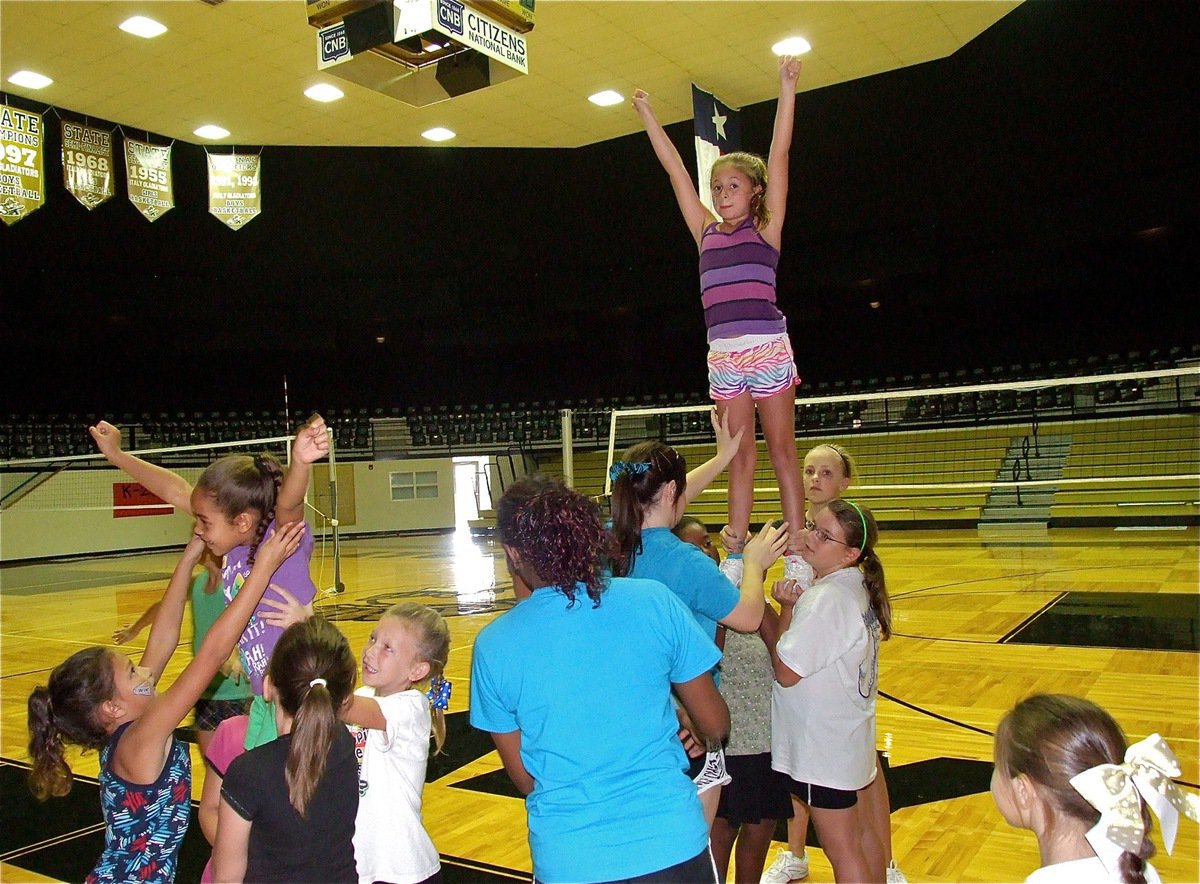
top-left (0, 105), bottom-right (45, 226)
top-left (207, 152), bottom-right (261, 231)
top-left (124, 138), bottom-right (174, 221)
top-left (691, 84), bottom-right (742, 217)
top-left (61, 121), bottom-right (114, 210)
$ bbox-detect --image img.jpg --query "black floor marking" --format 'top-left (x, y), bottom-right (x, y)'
top-left (1004, 592), bottom-right (1200, 652)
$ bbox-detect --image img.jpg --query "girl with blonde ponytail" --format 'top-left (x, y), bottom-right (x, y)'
top-left (212, 617), bottom-right (359, 884)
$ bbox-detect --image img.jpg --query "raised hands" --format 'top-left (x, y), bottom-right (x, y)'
top-left (711, 408), bottom-right (745, 465)
top-left (88, 420), bottom-right (124, 459)
top-left (631, 88), bottom-right (653, 119)
top-left (779, 54), bottom-right (801, 89)
top-left (292, 413), bottom-right (330, 465)
top-left (744, 520), bottom-right (790, 573)
top-left (251, 521), bottom-right (306, 574)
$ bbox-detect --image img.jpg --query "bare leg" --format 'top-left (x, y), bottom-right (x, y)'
top-left (196, 727), bottom-right (215, 759)
top-left (787, 796), bottom-right (810, 859)
top-left (732, 819), bottom-right (776, 884)
top-left (716, 392), bottom-right (757, 541)
top-left (860, 762), bottom-right (893, 866)
top-left (809, 804), bottom-right (877, 883)
top-left (700, 784), bottom-right (723, 831)
top-left (711, 816), bottom-right (737, 882)
top-left (755, 388), bottom-right (804, 549)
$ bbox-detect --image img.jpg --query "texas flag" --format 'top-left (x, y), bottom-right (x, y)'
top-left (692, 84), bottom-right (743, 217)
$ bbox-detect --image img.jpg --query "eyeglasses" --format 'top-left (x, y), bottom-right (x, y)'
top-left (809, 526), bottom-right (849, 546)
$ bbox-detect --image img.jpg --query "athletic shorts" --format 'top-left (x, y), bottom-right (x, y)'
top-left (707, 336), bottom-right (800, 401)
top-left (784, 776), bottom-right (859, 810)
top-left (716, 752), bottom-right (795, 827)
top-left (584, 847), bottom-right (718, 884)
top-left (194, 697), bottom-right (252, 733)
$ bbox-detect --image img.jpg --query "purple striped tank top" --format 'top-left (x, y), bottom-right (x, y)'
top-left (699, 217), bottom-right (787, 343)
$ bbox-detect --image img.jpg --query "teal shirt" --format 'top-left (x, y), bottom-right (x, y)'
top-left (191, 572), bottom-right (252, 701)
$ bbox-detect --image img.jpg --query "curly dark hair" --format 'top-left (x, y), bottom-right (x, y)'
top-left (497, 477), bottom-right (609, 607)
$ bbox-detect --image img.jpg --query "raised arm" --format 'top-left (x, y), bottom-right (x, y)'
top-left (720, 521), bottom-right (789, 632)
top-left (138, 536), bottom-right (206, 679)
top-left (761, 56), bottom-right (801, 249)
top-left (115, 523), bottom-right (306, 783)
top-left (678, 410), bottom-right (744, 513)
top-left (632, 89), bottom-right (715, 246)
top-left (275, 414), bottom-right (328, 525)
top-left (89, 421), bottom-right (195, 513)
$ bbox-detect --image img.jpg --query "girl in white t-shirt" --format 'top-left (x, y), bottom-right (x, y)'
top-left (344, 603), bottom-right (452, 884)
top-left (768, 499), bottom-right (892, 882)
top-left (992, 694), bottom-right (1197, 884)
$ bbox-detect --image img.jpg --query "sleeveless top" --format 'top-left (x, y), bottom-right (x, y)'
top-left (699, 217), bottom-right (786, 343)
top-left (87, 723), bottom-right (192, 884)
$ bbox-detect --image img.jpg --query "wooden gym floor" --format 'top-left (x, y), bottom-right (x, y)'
top-left (2, 526), bottom-right (1197, 883)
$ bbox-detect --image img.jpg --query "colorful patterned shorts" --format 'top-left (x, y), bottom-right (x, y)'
top-left (707, 336), bottom-right (800, 401)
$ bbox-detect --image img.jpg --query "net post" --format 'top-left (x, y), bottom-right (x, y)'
top-left (326, 426), bottom-right (345, 594)
top-left (604, 407), bottom-right (619, 497)
top-left (560, 408), bottom-right (574, 489)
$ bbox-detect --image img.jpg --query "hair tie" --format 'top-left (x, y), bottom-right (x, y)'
top-left (308, 677), bottom-right (327, 689)
top-left (843, 500), bottom-right (868, 551)
top-left (427, 677), bottom-right (452, 711)
top-left (1070, 733), bottom-right (1200, 876)
top-left (609, 461), bottom-right (651, 482)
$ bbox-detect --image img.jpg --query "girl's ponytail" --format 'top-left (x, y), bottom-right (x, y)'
top-left (27, 647), bottom-right (115, 800)
top-left (287, 679), bottom-right (337, 817)
top-left (267, 618), bottom-right (356, 818)
top-left (610, 441), bottom-right (686, 577)
top-left (859, 548), bottom-right (892, 640)
top-left (827, 499), bottom-right (891, 639)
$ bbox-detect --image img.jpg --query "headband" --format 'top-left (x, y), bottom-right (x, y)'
top-left (843, 500), bottom-right (868, 551)
top-left (1070, 733), bottom-right (1200, 877)
top-left (609, 461), bottom-right (651, 482)
top-left (427, 676), bottom-right (452, 711)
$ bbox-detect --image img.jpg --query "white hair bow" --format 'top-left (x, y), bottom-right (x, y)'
top-left (1069, 733), bottom-right (1200, 876)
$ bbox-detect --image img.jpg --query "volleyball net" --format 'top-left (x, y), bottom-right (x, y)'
top-left (588, 367), bottom-right (1200, 527)
top-left (0, 430), bottom-right (347, 590)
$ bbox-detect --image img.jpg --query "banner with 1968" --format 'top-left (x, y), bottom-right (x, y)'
top-left (62, 121), bottom-right (115, 210)
top-left (207, 152), bottom-right (261, 230)
top-left (0, 106), bottom-right (45, 226)
top-left (125, 138), bottom-right (174, 221)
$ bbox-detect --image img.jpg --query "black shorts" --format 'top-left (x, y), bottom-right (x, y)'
top-left (194, 697), bottom-right (252, 733)
top-left (785, 777), bottom-right (858, 810)
top-left (716, 753), bottom-right (794, 826)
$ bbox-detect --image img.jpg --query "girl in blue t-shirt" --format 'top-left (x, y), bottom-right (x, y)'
top-left (610, 434), bottom-right (788, 825)
top-left (27, 525), bottom-right (305, 883)
top-left (89, 415), bottom-right (328, 747)
top-left (471, 477), bottom-right (730, 884)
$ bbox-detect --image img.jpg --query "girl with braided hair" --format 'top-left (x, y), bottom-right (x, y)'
top-left (767, 499), bottom-right (892, 883)
top-left (89, 415), bottom-right (328, 748)
top-left (470, 477), bottom-right (731, 883)
top-left (27, 525), bottom-right (306, 884)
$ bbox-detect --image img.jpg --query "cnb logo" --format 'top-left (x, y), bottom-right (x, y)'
top-left (321, 23), bottom-right (349, 63)
top-left (437, 0), bottom-right (464, 35)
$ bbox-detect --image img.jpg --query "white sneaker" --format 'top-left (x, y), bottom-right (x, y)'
top-left (719, 554), bottom-right (744, 587)
top-left (886, 861), bottom-right (908, 883)
top-left (760, 849), bottom-right (809, 883)
top-left (783, 553), bottom-right (813, 588)
top-left (692, 748), bottom-right (732, 793)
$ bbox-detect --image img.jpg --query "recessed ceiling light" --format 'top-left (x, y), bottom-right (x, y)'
top-left (588, 90), bottom-right (624, 107)
top-left (772, 36), bottom-right (812, 56)
top-left (422, 127), bottom-right (455, 142)
top-left (119, 16), bottom-right (167, 38)
top-left (8, 70), bottom-right (53, 90)
top-left (193, 124), bottom-right (230, 140)
top-left (304, 83), bottom-right (344, 103)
